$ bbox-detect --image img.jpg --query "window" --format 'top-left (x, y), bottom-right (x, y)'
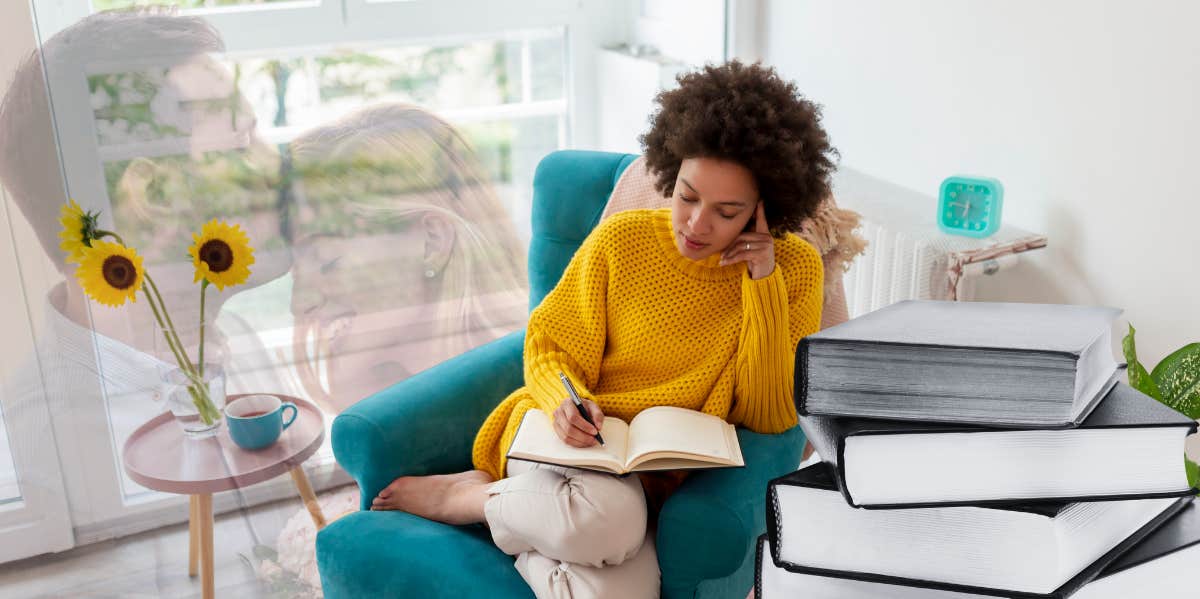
top-left (85, 29), bottom-right (565, 498)
top-left (9, 0), bottom-right (614, 535)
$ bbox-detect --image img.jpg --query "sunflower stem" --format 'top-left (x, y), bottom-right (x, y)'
top-left (199, 280), bottom-right (209, 379)
top-left (142, 286), bottom-right (188, 379)
top-left (144, 274), bottom-right (195, 372)
top-left (141, 285), bottom-right (215, 425)
top-left (97, 230), bottom-right (127, 247)
top-left (145, 272), bottom-right (218, 426)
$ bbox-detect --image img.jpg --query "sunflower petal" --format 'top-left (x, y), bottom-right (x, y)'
top-left (58, 200), bottom-right (90, 265)
top-left (190, 218), bottom-right (255, 290)
top-left (76, 240), bottom-right (144, 308)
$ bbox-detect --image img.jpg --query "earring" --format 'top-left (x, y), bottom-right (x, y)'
top-left (424, 268), bottom-right (437, 279)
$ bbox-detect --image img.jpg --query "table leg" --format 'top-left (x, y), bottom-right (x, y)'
top-left (198, 493), bottom-right (214, 599)
top-left (188, 495), bottom-right (199, 577)
top-left (289, 466), bottom-right (327, 529)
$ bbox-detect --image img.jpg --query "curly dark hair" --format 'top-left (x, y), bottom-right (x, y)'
top-left (639, 60), bottom-right (837, 236)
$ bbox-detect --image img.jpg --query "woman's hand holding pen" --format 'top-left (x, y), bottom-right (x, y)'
top-left (553, 396), bottom-right (606, 448)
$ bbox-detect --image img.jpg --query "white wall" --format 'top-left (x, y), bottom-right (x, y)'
top-left (635, 0), bottom-right (726, 65)
top-left (762, 0), bottom-right (1200, 368)
top-left (594, 0), bottom-right (727, 153)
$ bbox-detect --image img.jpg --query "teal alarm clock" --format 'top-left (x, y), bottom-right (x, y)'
top-left (937, 175), bottom-right (1004, 238)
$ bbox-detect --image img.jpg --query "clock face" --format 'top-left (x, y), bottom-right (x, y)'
top-left (938, 176), bottom-right (1003, 238)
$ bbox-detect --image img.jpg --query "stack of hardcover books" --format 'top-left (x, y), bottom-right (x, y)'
top-left (757, 300), bottom-right (1198, 599)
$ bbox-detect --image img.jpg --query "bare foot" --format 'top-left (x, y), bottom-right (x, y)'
top-left (370, 470), bottom-right (495, 525)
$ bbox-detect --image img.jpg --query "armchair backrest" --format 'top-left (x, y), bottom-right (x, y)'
top-left (528, 150), bottom-right (637, 310)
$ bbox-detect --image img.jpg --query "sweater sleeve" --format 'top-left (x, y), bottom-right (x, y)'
top-left (728, 240), bottom-right (824, 433)
top-left (522, 226), bottom-right (611, 415)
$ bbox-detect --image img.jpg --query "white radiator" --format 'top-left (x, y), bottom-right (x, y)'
top-left (831, 167), bottom-right (1047, 319)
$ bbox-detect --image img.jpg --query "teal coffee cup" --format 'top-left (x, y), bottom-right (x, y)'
top-left (225, 394), bottom-right (298, 450)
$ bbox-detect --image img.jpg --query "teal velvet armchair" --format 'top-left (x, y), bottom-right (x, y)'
top-left (315, 150), bottom-right (807, 598)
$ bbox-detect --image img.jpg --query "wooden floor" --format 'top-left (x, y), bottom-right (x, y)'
top-left (0, 484), bottom-right (356, 598)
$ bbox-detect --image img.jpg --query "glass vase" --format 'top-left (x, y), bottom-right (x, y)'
top-left (161, 363), bottom-right (226, 438)
top-left (153, 319), bottom-right (229, 439)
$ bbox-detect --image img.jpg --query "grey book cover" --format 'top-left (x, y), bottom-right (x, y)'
top-left (809, 300), bottom-right (1121, 356)
top-left (1100, 500), bottom-right (1200, 576)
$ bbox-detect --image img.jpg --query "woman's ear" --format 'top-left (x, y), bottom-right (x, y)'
top-left (421, 212), bottom-right (456, 278)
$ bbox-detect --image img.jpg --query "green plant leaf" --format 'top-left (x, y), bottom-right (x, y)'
top-left (1187, 456), bottom-right (1199, 489)
top-left (1128, 360), bottom-right (1161, 400)
top-left (1122, 324), bottom-right (1162, 400)
top-left (1151, 342), bottom-right (1200, 419)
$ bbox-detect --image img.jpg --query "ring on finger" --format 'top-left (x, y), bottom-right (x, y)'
top-left (745, 242), bottom-right (750, 251)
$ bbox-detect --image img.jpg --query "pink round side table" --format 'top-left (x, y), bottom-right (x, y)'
top-left (123, 394), bottom-right (326, 599)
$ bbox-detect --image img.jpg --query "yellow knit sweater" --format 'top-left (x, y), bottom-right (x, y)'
top-left (471, 208), bottom-right (824, 479)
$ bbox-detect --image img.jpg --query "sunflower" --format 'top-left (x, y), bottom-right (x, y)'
top-left (58, 199), bottom-right (101, 264)
top-left (188, 219), bottom-right (255, 290)
top-left (76, 240), bottom-right (145, 307)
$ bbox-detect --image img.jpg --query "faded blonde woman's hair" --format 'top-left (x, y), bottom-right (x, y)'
top-left (289, 103), bottom-right (529, 387)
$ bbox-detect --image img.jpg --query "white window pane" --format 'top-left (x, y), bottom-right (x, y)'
top-left (232, 33), bottom-right (563, 126)
top-left (530, 36), bottom-right (565, 102)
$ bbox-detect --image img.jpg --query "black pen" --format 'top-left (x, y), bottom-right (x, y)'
top-left (558, 372), bottom-right (605, 446)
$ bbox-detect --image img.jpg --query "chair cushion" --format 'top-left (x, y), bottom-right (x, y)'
top-left (317, 510), bottom-right (535, 599)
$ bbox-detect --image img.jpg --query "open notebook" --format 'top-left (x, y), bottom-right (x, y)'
top-left (506, 406), bottom-right (744, 475)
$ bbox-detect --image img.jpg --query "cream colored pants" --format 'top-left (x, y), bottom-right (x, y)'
top-left (484, 460), bottom-right (661, 599)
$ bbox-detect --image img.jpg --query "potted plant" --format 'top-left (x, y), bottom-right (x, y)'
top-left (1123, 324), bottom-right (1200, 485)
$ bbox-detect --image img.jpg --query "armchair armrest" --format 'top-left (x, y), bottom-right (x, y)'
top-left (331, 330), bottom-right (525, 511)
top-left (656, 425), bottom-right (805, 597)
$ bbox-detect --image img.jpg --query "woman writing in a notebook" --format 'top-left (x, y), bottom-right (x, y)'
top-left (369, 60), bottom-right (835, 598)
